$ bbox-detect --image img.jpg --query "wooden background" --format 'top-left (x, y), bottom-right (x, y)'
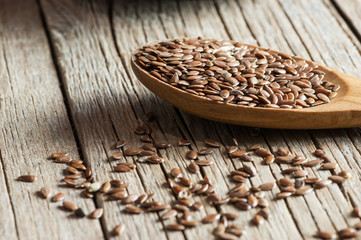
top-left (1, 0), bottom-right (361, 239)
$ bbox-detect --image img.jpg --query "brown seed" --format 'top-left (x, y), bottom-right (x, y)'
top-left (123, 194), bottom-right (139, 204)
top-left (354, 221), bottom-right (361, 229)
top-left (142, 144), bottom-right (156, 152)
top-left (18, 175), bottom-right (36, 182)
top-left (140, 150), bottom-right (156, 157)
top-left (223, 213), bottom-right (239, 220)
top-left (66, 166), bottom-right (80, 174)
top-left (186, 150), bottom-right (198, 160)
top-left (124, 148), bottom-right (143, 156)
top-left (147, 156), bottom-right (164, 164)
top-left (110, 179), bottom-right (124, 187)
top-left (255, 148), bottom-right (271, 157)
top-left (339, 170), bottom-right (352, 179)
top-left (51, 152), bottom-right (69, 159)
top-left (108, 191), bottom-right (128, 200)
top-left (248, 195), bottom-right (258, 208)
top-left (338, 228), bottom-right (358, 238)
top-left (276, 192), bottom-right (292, 199)
top-left (180, 220), bottom-right (200, 228)
top-left (294, 187), bottom-right (314, 196)
top-left (148, 204), bottom-right (170, 212)
top-left (170, 168), bottom-right (182, 178)
top-left (292, 169), bottom-right (308, 178)
top-left (353, 207), bottom-right (360, 218)
top-left (112, 224), bottom-right (125, 236)
top-left (63, 201), bottom-right (77, 211)
top-left (313, 179), bottom-right (332, 189)
top-left (100, 182), bottom-right (111, 193)
top-left (52, 192), bottom-right (65, 202)
top-left (40, 187), bottom-right (51, 199)
top-left (115, 140), bottom-right (126, 148)
top-left (70, 163), bottom-right (86, 171)
top-left (117, 162), bottom-right (136, 169)
top-left (227, 146), bottom-right (238, 153)
top-left (275, 156), bottom-right (294, 164)
top-left (229, 151), bottom-right (247, 158)
top-left (328, 175), bottom-right (346, 184)
top-left (114, 165), bottom-right (131, 172)
top-left (165, 224), bottom-right (185, 231)
top-left (191, 201), bottom-right (204, 211)
top-left (304, 177), bottom-right (321, 184)
top-left (282, 167), bottom-right (301, 174)
top-left (140, 135), bottom-right (153, 143)
top-left (304, 159), bottom-right (324, 167)
top-left (162, 209), bottom-right (177, 219)
top-left (179, 139), bottom-right (190, 146)
top-left (179, 177), bottom-right (192, 187)
top-left (258, 198), bottom-right (269, 208)
top-left (55, 155), bottom-right (71, 163)
top-left (257, 209), bottom-right (271, 220)
top-left (294, 179), bottom-right (305, 189)
top-left (204, 139), bottom-right (221, 147)
top-left (231, 171), bottom-right (250, 178)
top-left (236, 201), bottom-right (251, 210)
top-left (279, 178), bottom-right (294, 187)
top-left (89, 208), bottom-right (103, 219)
top-left (188, 162), bottom-right (200, 173)
top-left (232, 175), bottom-right (247, 183)
top-left (277, 147), bottom-right (290, 156)
top-left (252, 214), bottom-right (264, 226)
top-left (112, 152), bottom-right (123, 160)
top-left (265, 155), bottom-right (275, 164)
top-left (241, 165), bottom-right (256, 177)
top-left (134, 125), bottom-right (145, 134)
top-left (124, 206), bottom-right (143, 214)
top-left (316, 231), bottom-right (336, 239)
top-left (202, 213), bottom-right (221, 223)
top-left (248, 144), bottom-right (261, 151)
top-left (196, 159), bottom-right (213, 166)
top-left (281, 186), bottom-right (296, 193)
top-left (321, 162), bottom-right (337, 170)
top-left (259, 182), bottom-right (276, 191)
top-left (154, 143), bottom-right (171, 149)
top-left (314, 149), bottom-right (325, 157)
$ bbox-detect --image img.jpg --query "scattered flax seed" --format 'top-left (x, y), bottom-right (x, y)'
top-left (63, 201), bottom-right (77, 211)
top-left (123, 194), bottom-right (139, 204)
top-left (198, 148), bottom-right (214, 155)
top-left (321, 162), bottom-right (337, 170)
top-left (134, 125), bottom-right (146, 135)
top-left (354, 221), bottom-right (361, 230)
top-left (51, 152), bottom-right (69, 159)
top-left (294, 180), bottom-right (305, 189)
top-left (265, 155), bottom-right (275, 164)
top-left (40, 187), bottom-right (51, 199)
top-left (140, 135), bottom-right (153, 143)
top-left (304, 159), bottom-right (324, 167)
top-left (248, 144), bottom-right (261, 151)
top-left (114, 165), bottom-right (132, 172)
top-left (147, 156), bottom-right (164, 164)
top-left (281, 186), bottom-right (296, 193)
top-left (124, 148), bottom-right (143, 156)
top-left (148, 204), bottom-right (170, 212)
top-left (205, 139), bottom-right (221, 148)
top-left (112, 224), bottom-right (125, 236)
top-left (313, 149), bottom-right (325, 158)
top-left (275, 156), bottom-right (294, 164)
top-left (110, 179), bottom-right (124, 187)
top-left (227, 146), bottom-right (238, 153)
top-left (316, 231), bottom-right (337, 239)
top-left (112, 152), bottom-right (124, 160)
top-left (292, 169), bottom-right (308, 178)
top-left (117, 162), bottom-right (136, 169)
top-left (100, 182), bottom-right (111, 193)
top-left (338, 228), bottom-right (358, 239)
top-left (294, 187), bottom-right (313, 196)
top-left (196, 159), bottom-right (214, 166)
top-left (124, 206), bottom-right (144, 214)
top-left (180, 220), bottom-right (201, 228)
top-left (52, 192), bottom-right (65, 202)
top-left (353, 207), bottom-right (360, 218)
top-left (142, 144), bottom-right (156, 152)
top-left (328, 175), bottom-right (346, 184)
top-left (252, 214), bottom-right (264, 226)
top-left (186, 150), bottom-right (198, 160)
top-left (339, 170), bottom-right (352, 179)
top-left (276, 192), bottom-right (292, 199)
top-left (259, 182), bottom-right (276, 191)
top-left (191, 201), bottom-right (204, 211)
top-left (162, 209), bottom-right (177, 219)
top-left (277, 147), bottom-right (290, 156)
top-left (255, 148), bottom-right (271, 157)
top-left (170, 168), bottom-right (182, 178)
top-left (55, 155), bottom-right (71, 163)
top-left (179, 139), bottom-right (190, 146)
top-left (188, 162), bottom-right (200, 173)
top-left (313, 179), bottom-right (332, 189)
top-left (89, 208), bottom-right (103, 219)
top-left (18, 175), bottom-right (36, 182)
top-left (115, 140), bottom-right (126, 148)
top-left (66, 166), bottom-right (80, 174)
top-left (165, 224), bottom-right (185, 231)
top-left (203, 213), bottom-right (221, 223)
top-left (304, 177), bottom-right (321, 184)
top-left (154, 143), bottom-right (171, 149)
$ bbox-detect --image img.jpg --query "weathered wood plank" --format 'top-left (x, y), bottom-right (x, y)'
top-left (0, 0), bottom-right (103, 239)
top-left (333, 0), bottom-right (361, 41)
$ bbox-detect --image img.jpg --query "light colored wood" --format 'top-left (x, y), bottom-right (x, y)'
top-left (3, 0), bottom-right (361, 239)
top-left (0, 0), bottom-right (103, 239)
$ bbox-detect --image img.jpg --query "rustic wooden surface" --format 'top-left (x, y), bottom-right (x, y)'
top-left (1, 0), bottom-right (361, 239)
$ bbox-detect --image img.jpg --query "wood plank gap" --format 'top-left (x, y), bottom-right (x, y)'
top-left (36, 1), bottom-right (109, 238)
top-left (0, 150), bottom-right (19, 239)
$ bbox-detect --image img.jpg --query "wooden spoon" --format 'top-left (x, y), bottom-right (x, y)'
top-left (131, 41), bottom-right (361, 129)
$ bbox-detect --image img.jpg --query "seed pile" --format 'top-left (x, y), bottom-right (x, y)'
top-left (18, 116), bottom-right (359, 239)
top-left (134, 37), bottom-right (339, 109)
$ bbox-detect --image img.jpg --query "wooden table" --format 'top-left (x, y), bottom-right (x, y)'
top-left (2, 0), bottom-right (361, 239)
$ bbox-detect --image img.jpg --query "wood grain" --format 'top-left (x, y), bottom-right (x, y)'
top-left (2, 0), bottom-right (361, 239)
top-left (0, 0), bottom-right (103, 239)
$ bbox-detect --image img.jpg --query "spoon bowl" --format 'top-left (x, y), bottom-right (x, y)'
top-left (131, 40), bottom-right (361, 129)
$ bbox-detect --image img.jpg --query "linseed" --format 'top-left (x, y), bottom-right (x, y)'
top-left (89, 208), bottom-right (103, 219)
top-left (18, 175), bottom-right (36, 182)
top-left (112, 224), bottom-right (125, 236)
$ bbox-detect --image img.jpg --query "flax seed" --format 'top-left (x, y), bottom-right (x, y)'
top-left (328, 175), bottom-right (346, 183)
top-left (170, 168), bottom-right (182, 178)
top-left (165, 224), bottom-right (185, 231)
top-left (205, 139), bottom-right (221, 147)
top-left (51, 152), bottom-right (69, 159)
top-left (52, 192), bottom-right (65, 202)
top-left (154, 143), bottom-right (171, 149)
top-left (124, 148), bottom-right (143, 156)
top-left (196, 159), bottom-right (213, 166)
top-left (179, 139), bottom-right (190, 146)
top-left (186, 150), bottom-right (198, 160)
top-left (18, 175), bottom-right (36, 182)
top-left (112, 152), bottom-right (124, 160)
top-left (259, 182), bottom-right (276, 191)
top-left (112, 224), bottom-right (125, 236)
top-left (313, 179), bottom-right (332, 189)
top-left (40, 187), bottom-right (51, 199)
top-left (124, 206), bottom-right (143, 214)
top-left (114, 165), bottom-right (132, 172)
top-left (316, 231), bottom-right (337, 239)
top-left (63, 201), bottom-right (77, 211)
top-left (339, 170), bottom-right (352, 179)
top-left (147, 156), bottom-right (164, 164)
